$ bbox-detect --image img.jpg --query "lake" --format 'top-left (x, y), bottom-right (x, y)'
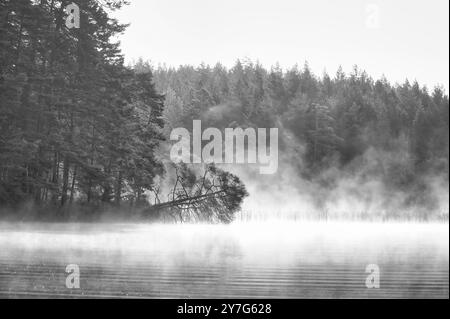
top-left (0, 221), bottom-right (448, 298)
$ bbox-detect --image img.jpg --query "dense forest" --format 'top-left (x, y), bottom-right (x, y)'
top-left (144, 59), bottom-right (448, 220)
top-left (0, 0), bottom-right (247, 222)
top-left (0, 0), bottom-right (448, 222)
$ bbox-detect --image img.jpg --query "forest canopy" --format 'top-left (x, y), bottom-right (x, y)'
top-left (0, 0), bottom-right (249, 222)
top-left (145, 59), bottom-right (448, 220)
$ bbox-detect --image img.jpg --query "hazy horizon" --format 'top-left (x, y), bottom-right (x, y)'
top-left (113, 0), bottom-right (449, 91)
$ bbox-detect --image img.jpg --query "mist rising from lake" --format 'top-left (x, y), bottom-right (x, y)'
top-left (0, 221), bottom-right (447, 298)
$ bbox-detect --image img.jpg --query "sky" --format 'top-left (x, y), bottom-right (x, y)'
top-left (112, 0), bottom-right (449, 90)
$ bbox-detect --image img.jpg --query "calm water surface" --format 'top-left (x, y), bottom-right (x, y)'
top-left (0, 221), bottom-right (448, 298)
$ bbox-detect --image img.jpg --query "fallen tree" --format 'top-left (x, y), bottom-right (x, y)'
top-left (143, 164), bottom-right (248, 223)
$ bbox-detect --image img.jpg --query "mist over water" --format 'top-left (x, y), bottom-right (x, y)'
top-left (2, 104), bottom-right (448, 298)
top-left (0, 221), bottom-right (448, 298)
top-left (224, 146), bottom-right (450, 222)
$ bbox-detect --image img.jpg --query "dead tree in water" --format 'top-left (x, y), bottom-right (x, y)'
top-left (144, 164), bottom-right (248, 223)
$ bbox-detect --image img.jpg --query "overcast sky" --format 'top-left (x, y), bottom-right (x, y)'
top-left (113, 0), bottom-right (449, 90)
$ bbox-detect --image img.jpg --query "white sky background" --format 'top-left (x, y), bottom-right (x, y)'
top-left (112, 0), bottom-right (449, 90)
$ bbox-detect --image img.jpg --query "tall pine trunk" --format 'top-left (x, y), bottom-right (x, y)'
top-left (115, 170), bottom-right (122, 205)
top-left (61, 157), bottom-right (69, 207)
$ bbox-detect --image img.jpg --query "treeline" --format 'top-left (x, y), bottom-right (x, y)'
top-left (0, 0), bottom-right (165, 215)
top-left (142, 59), bottom-right (449, 214)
